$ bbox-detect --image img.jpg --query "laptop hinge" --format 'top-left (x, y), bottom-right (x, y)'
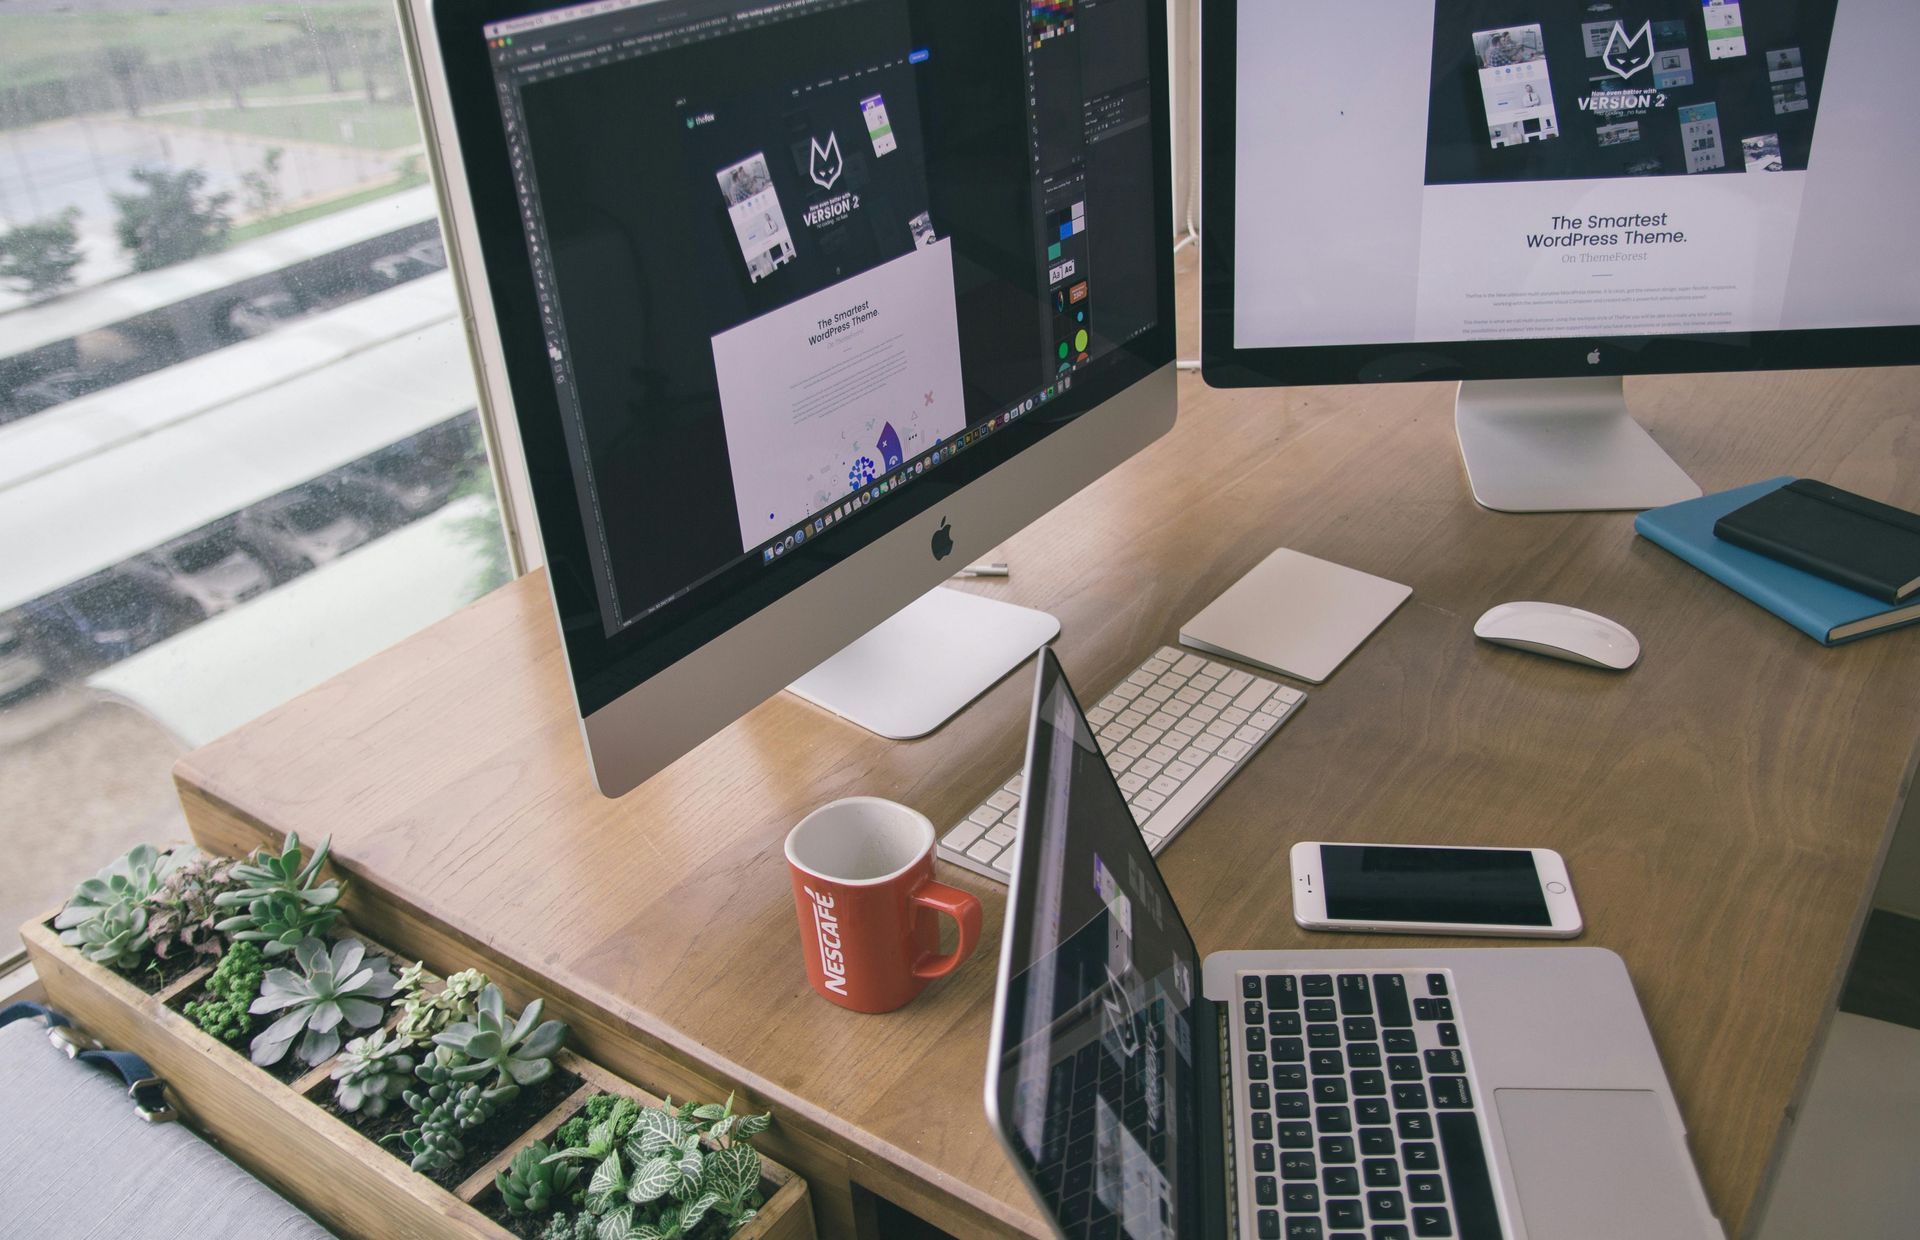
top-left (1214, 1000), bottom-right (1239, 1239)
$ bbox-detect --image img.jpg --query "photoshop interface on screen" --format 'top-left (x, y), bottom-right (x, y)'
top-left (483, 0), bottom-right (1158, 635)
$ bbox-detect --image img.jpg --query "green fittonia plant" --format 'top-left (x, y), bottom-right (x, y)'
top-left (184, 940), bottom-right (268, 1043)
top-left (331, 1028), bottom-right (416, 1117)
top-left (536, 1094), bottom-right (772, 1240)
top-left (213, 832), bottom-right (345, 956)
top-left (394, 962), bottom-right (489, 1048)
top-left (247, 936), bottom-right (397, 1068)
top-left (433, 983), bottom-right (567, 1104)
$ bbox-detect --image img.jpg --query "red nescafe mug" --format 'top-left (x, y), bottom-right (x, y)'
top-left (784, 797), bottom-right (983, 1013)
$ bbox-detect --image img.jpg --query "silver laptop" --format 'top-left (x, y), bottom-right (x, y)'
top-left (985, 648), bottom-right (1722, 1239)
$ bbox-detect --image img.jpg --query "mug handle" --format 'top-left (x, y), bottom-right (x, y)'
top-left (909, 880), bottom-right (983, 980)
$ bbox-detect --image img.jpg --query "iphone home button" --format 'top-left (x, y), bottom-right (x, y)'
top-left (1546, 881), bottom-right (1567, 894)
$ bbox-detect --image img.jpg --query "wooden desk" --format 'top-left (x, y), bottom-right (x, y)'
top-left (177, 256), bottom-right (1920, 1238)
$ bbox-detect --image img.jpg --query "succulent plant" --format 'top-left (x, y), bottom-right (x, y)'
top-left (148, 854), bottom-right (241, 961)
top-left (497, 1139), bottom-right (582, 1216)
top-left (394, 963), bottom-right (489, 1047)
top-left (433, 983), bottom-right (567, 1104)
top-left (55, 843), bottom-right (185, 935)
top-left (185, 940), bottom-right (268, 1043)
top-left (60, 899), bottom-right (152, 970)
top-left (247, 936), bottom-right (397, 1068)
top-left (331, 1028), bottom-right (416, 1116)
top-left (213, 832), bottom-right (345, 957)
top-left (391, 1048), bottom-right (502, 1174)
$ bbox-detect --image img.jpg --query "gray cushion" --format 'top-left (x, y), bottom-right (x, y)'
top-left (0, 1018), bottom-right (335, 1239)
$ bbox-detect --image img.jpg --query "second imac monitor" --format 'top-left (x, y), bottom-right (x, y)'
top-left (1201, 0), bottom-right (1920, 511)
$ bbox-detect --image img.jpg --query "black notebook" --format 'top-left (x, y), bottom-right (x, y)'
top-left (1714, 479), bottom-right (1920, 603)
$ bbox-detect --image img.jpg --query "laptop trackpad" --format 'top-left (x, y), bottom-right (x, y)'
top-left (1493, 1089), bottom-right (1712, 1240)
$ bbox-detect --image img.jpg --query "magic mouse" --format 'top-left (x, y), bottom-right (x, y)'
top-left (1473, 601), bottom-right (1640, 670)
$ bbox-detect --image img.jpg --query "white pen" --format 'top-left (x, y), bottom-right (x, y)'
top-left (953, 562), bottom-right (1009, 578)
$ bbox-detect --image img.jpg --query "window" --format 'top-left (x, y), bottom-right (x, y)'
top-left (0, 1), bottom-right (511, 960)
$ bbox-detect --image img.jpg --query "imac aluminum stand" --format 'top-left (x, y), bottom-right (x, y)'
top-left (1455, 377), bottom-right (1702, 513)
top-left (788, 586), bottom-right (1058, 739)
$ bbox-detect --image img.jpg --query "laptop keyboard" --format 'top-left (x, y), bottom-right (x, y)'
top-left (1232, 969), bottom-right (1503, 1240)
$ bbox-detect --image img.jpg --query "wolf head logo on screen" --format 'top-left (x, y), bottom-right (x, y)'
top-left (808, 132), bottom-right (843, 190)
top-left (1602, 21), bottom-right (1654, 80)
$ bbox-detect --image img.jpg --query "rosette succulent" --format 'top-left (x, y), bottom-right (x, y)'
top-left (54, 843), bottom-right (188, 969)
top-left (60, 899), bottom-right (152, 970)
top-left (331, 1028), bottom-right (416, 1116)
top-left (433, 983), bottom-right (568, 1104)
top-left (214, 832), bottom-right (345, 956)
top-left (394, 963), bottom-right (489, 1047)
top-left (497, 1139), bottom-right (582, 1216)
top-left (247, 936), bottom-right (398, 1068)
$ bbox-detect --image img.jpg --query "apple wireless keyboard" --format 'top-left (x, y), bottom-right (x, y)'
top-left (938, 646), bottom-right (1304, 882)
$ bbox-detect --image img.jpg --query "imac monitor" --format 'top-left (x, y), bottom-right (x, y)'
top-left (422, 0), bottom-right (1176, 794)
top-left (1200, 1), bottom-right (1920, 512)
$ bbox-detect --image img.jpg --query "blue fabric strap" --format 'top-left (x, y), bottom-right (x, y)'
top-left (1, 1001), bottom-right (175, 1122)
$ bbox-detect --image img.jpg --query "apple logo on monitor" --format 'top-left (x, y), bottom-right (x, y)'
top-left (931, 518), bottom-right (954, 560)
top-left (1588, 348), bottom-right (1602, 365)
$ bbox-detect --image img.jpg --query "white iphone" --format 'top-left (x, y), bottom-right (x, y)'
top-left (1289, 841), bottom-right (1582, 938)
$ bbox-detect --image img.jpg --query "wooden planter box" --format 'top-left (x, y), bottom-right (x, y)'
top-left (21, 914), bottom-right (813, 1240)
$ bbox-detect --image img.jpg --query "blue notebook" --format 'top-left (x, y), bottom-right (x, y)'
top-left (1636, 478), bottom-right (1920, 645)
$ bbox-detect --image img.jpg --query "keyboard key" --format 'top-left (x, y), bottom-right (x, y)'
top-left (1278, 1122), bottom-right (1313, 1149)
top-left (1343, 1017), bottom-right (1378, 1043)
top-left (1424, 1050), bottom-right (1465, 1076)
top-left (1426, 974), bottom-right (1448, 996)
top-left (1392, 1084), bottom-right (1429, 1110)
top-left (1313, 1077), bottom-right (1348, 1104)
top-left (1384, 1030), bottom-right (1418, 1054)
top-left (1252, 1113), bottom-right (1273, 1141)
top-left (1305, 999), bottom-right (1338, 1022)
top-left (986, 789), bottom-right (1019, 812)
top-left (1325, 1170), bottom-right (1362, 1200)
top-left (1337, 975), bottom-right (1374, 1016)
top-left (1368, 1190), bottom-right (1406, 1220)
top-left (1360, 1128), bottom-right (1396, 1155)
top-left (1387, 1057), bottom-right (1423, 1082)
top-left (1284, 1220), bottom-right (1322, 1240)
top-left (1277, 1092), bottom-right (1310, 1119)
top-left (1256, 1175), bottom-right (1278, 1205)
top-left (1250, 1083), bottom-right (1271, 1110)
top-left (1256, 1209), bottom-right (1280, 1239)
top-left (1274, 1037), bottom-right (1305, 1063)
top-left (1220, 739), bottom-right (1251, 761)
top-left (990, 850), bottom-right (1012, 875)
top-left (966, 838), bottom-right (1001, 864)
top-left (1348, 1042), bottom-right (1382, 1068)
top-left (1371, 1228), bottom-right (1410, 1240)
top-left (1234, 681), bottom-right (1273, 712)
top-left (1219, 669), bottom-right (1254, 695)
top-left (1245, 1000), bottom-right (1265, 1026)
top-left (1311, 1050), bottom-right (1344, 1075)
top-left (1266, 975), bottom-right (1300, 1009)
top-left (1414, 998), bottom-right (1453, 1021)
top-left (1248, 1028), bottom-right (1268, 1053)
top-left (1254, 1144), bottom-right (1276, 1173)
top-left (1397, 1112), bottom-right (1434, 1140)
top-left (1283, 1184), bottom-right (1321, 1213)
top-left (1350, 1070), bottom-right (1386, 1097)
top-left (984, 824), bottom-right (1015, 847)
top-left (1271, 1011), bottom-right (1303, 1037)
top-left (1318, 1135), bottom-right (1356, 1164)
top-left (1356, 1098), bottom-right (1390, 1125)
top-left (1247, 1053), bottom-right (1269, 1081)
top-left (1412, 1207), bottom-right (1452, 1237)
top-left (944, 822), bottom-right (984, 850)
top-left (1437, 1023), bottom-right (1459, 1048)
top-left (1430, 1077), bottom-right (1473, 1110)
top-left (1309, 1024), bottom-right (1341, 1049)
top-left (1373, 975), bottom-right (1413, 1028)
top-left (1407, 1175), bottom-right (1445, 1204)
top-left (1402, 1143), bottom-right (1438, 1171)
top-left (1274, 1064), bottom-right (1308, 1089)
top-left (1436, 1113), bottom-right (1499, 1240)
top-left (1280, 1150), bottom-right (1317, 1180)
top-left (1316, 1105), bottom-right (1352, 1133)
top-left (1362, 1159), bottom-right (1400, 1188)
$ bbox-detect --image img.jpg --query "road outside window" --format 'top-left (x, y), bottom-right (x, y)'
top-left (0, 0), bottom-right (511, 958)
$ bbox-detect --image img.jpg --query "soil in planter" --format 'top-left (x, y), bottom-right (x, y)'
top-left (129, 948), bottom-right (209, 994)
top-left (314, 1066), bottom-right (584, 1192)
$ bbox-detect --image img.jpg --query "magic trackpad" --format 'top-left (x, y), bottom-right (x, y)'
top-left (1493, 1089), bottom-right (1716, 1240)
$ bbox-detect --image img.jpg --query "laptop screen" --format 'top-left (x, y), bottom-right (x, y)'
top-left (987, 648), bottom-right (1219, 1239)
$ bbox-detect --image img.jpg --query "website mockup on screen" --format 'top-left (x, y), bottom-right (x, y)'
top-left (1232, 1), bottom-right (1920, 350)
